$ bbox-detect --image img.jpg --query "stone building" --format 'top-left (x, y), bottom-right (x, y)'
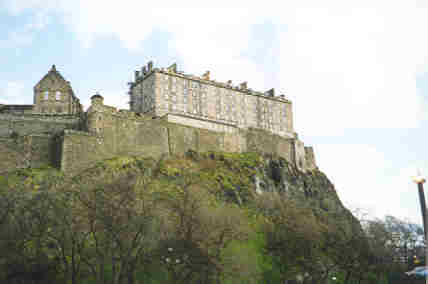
top-left (0, 65), bottom-right (83, 115)
top-left (129, 62), bottom-right (294, 138)
top-left (32, 65), bottom-right (82, 115)
top-left (0, 62), bottom-right (318, 176)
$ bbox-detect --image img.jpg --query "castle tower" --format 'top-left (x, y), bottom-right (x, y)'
top-left (33, 65), bottom-right (82, 115)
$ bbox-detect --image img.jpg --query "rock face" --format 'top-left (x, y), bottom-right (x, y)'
top-left (3, 151), bottom-right (346, 212)
top-left (2, 151), bottom-right (351, 226)
top-left (259, 157), bottom-right (346, 213)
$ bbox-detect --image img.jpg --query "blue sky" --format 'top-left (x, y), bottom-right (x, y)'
top-left (1, 0), bottom-right (428, 225)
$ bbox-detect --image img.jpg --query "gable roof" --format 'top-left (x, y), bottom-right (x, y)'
top-left (33, 65), bottom-right (70, 91)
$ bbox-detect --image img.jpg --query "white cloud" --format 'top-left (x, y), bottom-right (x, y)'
top-left (0, 82), bottom-right (27, 104)
top-left (6, 0), bottom-right (428, 133)
top-left (1, 8), bottom-right (51, 48)
top-left (316, 143), bottom-right (428, 225)
top-left (280, 2), bottom-right (428, 135)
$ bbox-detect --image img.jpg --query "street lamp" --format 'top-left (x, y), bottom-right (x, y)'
top-left (412, 172), bottom-right (428, 284)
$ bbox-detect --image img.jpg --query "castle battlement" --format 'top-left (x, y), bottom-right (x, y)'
top-left (130, 61), bottom-right (290, 103)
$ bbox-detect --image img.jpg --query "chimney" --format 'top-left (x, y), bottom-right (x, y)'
top-left (142, 66), bottom-right (147, 75)
top-left (202, 71), bottom-right (210, 80)
top-left (239, 81), bottom-right (247, 90)
top-left (167, 63), bottom-right (177, 73)
top-left (147, 61), bottom-right (153, 72)
top-left (135, 70), bottom-right (140, 81)
top-left (265, 88), bottom-right (275, 97)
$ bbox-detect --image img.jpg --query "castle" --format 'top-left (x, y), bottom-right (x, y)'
top-left (0, 62), bottom-right (317, 175)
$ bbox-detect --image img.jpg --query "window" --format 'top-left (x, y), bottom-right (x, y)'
top-left (44, 91), bottom-right (49, 100)
top-left (56, 107), bottom-right (62, 113)
top-left (56, 91), bottom-right (61, 101)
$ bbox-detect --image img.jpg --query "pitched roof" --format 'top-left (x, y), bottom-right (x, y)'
top-left (33, 65), bottom-right (69, 90)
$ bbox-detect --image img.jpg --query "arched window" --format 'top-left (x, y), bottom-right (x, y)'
top-left (44, 91), bottom-right (49, 100)
top-left (56, 91), bottom-right (61, 101)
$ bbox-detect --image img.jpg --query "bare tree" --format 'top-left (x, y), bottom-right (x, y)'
top-left (76, 173), bottom-right (160, 284)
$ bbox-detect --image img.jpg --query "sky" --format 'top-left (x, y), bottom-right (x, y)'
top-left (1, 0), bottom-right (428, 225)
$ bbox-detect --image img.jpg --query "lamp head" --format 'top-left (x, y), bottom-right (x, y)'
top-left (412, 170), bottom-right (426, 184)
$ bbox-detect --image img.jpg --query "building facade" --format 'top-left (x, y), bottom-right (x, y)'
top-left (0, 62), bottom-right (317, 176)
top-left (32, 65), bottom-right (82, 115)
top-left (0, 65), bottom-right (83, 115)
top-left (129, 62), bottom-right (295, 138)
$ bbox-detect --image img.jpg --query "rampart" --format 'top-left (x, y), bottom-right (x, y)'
top-left (0, 114), bottom-right (81, 137)
top-left (0, 63), bottom-right (318, 176)
top-left (0, 114), bottom-right (80, 174)
top-left (58, 100), bottom-right (316, 175)
top-left (0, 134), bottom-right (62, 174)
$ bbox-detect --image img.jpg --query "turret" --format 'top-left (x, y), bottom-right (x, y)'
top-left (90, 93), bottom-right (104, 106)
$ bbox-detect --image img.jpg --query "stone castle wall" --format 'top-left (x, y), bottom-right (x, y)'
top-left (304, 146), bottom-right (317, 171)
top-left (0, 114), bottom-right (81, 137)
top-left (0, 63), bottom-right (317, 176)
top-left (0, 100), bottom-right (316, 176)
top-left (60, 102), bottom-right (169, 174)
top-left (0, 134), bottom-right (61, 174)
top-left (0, 114), bottom-right (81, 174)
top-left (59, 99), bottom-right (312, 175)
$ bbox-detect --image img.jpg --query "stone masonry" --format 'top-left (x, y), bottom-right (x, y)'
top-left (129, 62), bottom-right (294, 138)
top-left (0, 62), bottom-right (317, 175)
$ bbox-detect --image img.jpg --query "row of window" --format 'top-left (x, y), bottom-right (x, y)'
top-left (42, 91), bottom-right (63, 100)
top-left (40, 107), bottom-right (63, 113)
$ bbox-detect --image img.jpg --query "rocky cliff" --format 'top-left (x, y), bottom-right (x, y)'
top-left (2, 150), bottom-right (350, 219)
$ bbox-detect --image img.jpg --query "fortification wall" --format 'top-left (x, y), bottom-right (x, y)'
top-left (0, 103), bottom-right (315, 176)
top-left (0, 134), bottom-right (59, 174)
top-left (87, 106), bottom-right (169, 158)
top-left (0, 114), bottom-right (81, 173)
top-left (0, 114), bottom-right (80, 137)
top-left (166, 121), bottom-right (244, 154)
top-left (293, 139), bottom-right (307, 172)
top-left (245, 128), bottom-right (295, 162)
top-left (61, 106), bottom-right (170, 174)
top-left (60, 130), bottom-right (101, 174)
top-left (305, 146), bottom-right (317, 171)
top-left (60, 104), bottom-right (298, 175)
top-left (0, 137), bottom-right (29, 174)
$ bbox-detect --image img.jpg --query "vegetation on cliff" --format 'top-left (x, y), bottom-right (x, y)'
top-left (0, 152), bottom-right (412, 283)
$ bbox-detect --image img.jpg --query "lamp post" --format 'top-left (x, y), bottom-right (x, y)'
top-left (412, 172), bottom-right (428, 284)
